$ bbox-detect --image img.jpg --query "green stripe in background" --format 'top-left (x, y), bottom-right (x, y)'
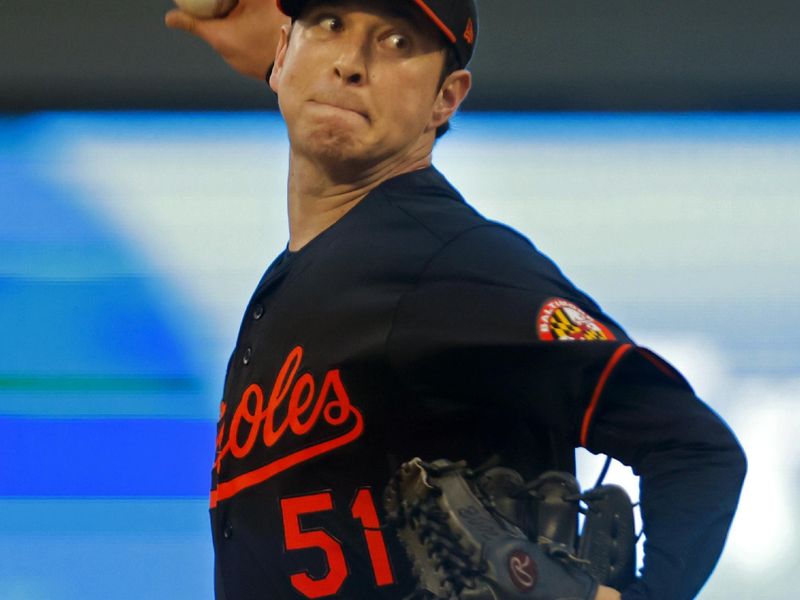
top-left (0, 375), bottom-right (215, 419)
top-left (0, 375), bottom-right (200, 393)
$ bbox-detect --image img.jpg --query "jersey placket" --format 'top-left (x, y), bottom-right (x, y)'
top-left (212, 255), bottom-right (295, 548)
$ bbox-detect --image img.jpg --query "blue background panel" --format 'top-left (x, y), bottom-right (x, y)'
top-left (0, 112), bottom-right (797, 599)
top-left (0, 278), bottom-right (196, 378)
top-left (0, 418), bottom-right (214, 497)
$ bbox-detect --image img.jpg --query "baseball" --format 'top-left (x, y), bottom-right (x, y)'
top-left (173, 0), bottom-right (238, 19)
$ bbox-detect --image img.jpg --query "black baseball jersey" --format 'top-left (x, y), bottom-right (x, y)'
top-left (211, 167), bottom-right (745, 600)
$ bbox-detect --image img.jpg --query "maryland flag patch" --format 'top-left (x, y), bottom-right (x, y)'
top-left (537, 298), bottom-right (616, 342)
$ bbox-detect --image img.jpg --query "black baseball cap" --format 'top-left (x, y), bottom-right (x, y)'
top-left (277, 0), bottom-right (478, 68)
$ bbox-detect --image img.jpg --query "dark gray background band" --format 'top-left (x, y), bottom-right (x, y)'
top-left (2, 0), bottom-right (799, 111)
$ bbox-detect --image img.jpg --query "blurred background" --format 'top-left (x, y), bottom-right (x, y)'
top-left (1, 1), bottom-right (799, 599)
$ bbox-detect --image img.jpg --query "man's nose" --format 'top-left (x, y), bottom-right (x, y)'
top-left (333, 38), bottom-right (368, 85)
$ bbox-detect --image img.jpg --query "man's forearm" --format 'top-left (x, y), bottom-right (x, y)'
top-left (587, 350), bottom-right (746, 599)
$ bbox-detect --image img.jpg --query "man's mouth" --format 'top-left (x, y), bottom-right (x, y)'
top-left (310, 99), bottom-right (370, 122)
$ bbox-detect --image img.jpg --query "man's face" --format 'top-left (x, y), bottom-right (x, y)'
top-left (270, 0), bottom-right (460, 171)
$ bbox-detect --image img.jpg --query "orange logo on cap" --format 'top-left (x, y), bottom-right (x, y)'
top-left (464, 17), bottom-right (475, 45)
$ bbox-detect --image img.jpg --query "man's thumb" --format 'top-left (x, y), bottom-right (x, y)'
top-left (165, 9), bottom-right (200, 35)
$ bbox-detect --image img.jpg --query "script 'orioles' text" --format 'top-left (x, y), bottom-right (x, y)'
top-left (211, 346), bottom-right (364, 506)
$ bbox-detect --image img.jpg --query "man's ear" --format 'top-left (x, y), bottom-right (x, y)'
top-left (269, 24), bottom-right (292, 93)
top-left (428, 69), bottom-right (472, 132)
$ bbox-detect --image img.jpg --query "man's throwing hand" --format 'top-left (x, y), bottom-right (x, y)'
top-left (165, 0), bottom-right (289, 80)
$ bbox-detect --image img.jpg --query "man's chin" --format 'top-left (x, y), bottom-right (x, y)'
top-left (297, 128), bottom-right (373, 167)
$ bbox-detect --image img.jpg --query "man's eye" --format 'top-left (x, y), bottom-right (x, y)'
top-left (319, 15), bottom-right (343, 31)
top-left (386, 34), bottom-right (409, 50)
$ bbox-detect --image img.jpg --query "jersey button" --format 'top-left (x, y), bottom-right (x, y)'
top-left (223, 522), bottom-right (233, 539)
top-left (242, 347), bottom-right (252, 365)
top-left (252, 304), bottom-right (264, 320)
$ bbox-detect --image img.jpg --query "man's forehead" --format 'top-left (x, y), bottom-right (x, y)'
top-left (282, 0), bottom-right (478, 67)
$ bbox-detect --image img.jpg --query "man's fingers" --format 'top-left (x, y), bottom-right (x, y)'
top-left (165, 1), bottom-right (286, 79)
top-left (165, 9), bottom-right (200, 36)
top-left (165, 9), bottom-right (226, 50)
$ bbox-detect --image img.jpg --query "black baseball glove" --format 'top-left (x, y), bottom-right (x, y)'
top-left (383, 458), bottom-right (636, 600)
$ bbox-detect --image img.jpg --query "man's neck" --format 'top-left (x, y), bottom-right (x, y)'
top-left (286, 150), bottom-right (432, 252)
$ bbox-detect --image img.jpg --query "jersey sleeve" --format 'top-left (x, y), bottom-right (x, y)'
top-left (386, 224), bottom-right (746, 600)
top-left (386, 223), bottom-right (634, 444)
top-left (588, 347), bottom-right (746, 600)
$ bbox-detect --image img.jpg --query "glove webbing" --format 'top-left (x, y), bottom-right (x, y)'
top-left (387, 461), bottom-right (483, 600)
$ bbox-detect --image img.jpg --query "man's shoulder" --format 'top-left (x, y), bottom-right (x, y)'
top-left (376, 168), bottom-right (540, 258)
top-left (422, 222), bottom-right (561, 288)
top-left (374, 166), bottom-right (558, 279)
top-left (376, 166), bottom-right (489, 243)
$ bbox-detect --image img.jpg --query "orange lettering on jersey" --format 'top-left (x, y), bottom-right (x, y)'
top-left (210, 346), bottom-right (364, 507)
